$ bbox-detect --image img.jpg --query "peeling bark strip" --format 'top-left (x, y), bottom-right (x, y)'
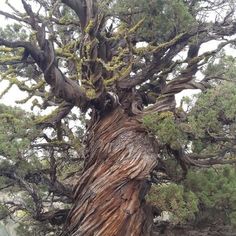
top-left (61, 108), bottom-right (158, 236)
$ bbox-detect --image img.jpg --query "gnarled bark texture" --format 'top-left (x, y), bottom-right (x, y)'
top-left (61, 108), bottom-right (158, 236)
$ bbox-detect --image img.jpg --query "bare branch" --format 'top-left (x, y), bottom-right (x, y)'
top-left (183, 153), bottom-right (236, 167)
top-left (62, 0), bottom-right (97, 30)
top-left (0, 37), bottom-right (44, 67)
top-left (36, 101), bottom-right (74, 128)
top-left (0, 10), bottom-right (28, 23)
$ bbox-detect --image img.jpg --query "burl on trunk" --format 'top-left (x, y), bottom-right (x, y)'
top-left (61, 108), bottom-right (158, 236)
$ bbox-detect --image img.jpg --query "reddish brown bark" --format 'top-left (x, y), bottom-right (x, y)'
top-left (61, 108), bottom-right (158, 236)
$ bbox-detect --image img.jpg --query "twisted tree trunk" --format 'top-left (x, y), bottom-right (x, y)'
top-left (62, 108), bottom-right (158, 235)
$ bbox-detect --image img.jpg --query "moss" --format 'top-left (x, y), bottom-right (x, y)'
top-left (16, 94), bottom-right (33, 104)
top-left (0, 47), bottom-right (14, 52)
top-left (64, 40), bottom-right (78, 51)
top-left (8, 76), bottom-right (22, 85)
top-left (58, 17), bottom-right (68, 25)
top-left (128, 18), bottom-right (145, 34)
top-left (33, 80), bottom-right (45, 90)
top-left (105, 63), bottom-right (132, 86)
top-left (100, 46), bottom-right (130, 69)
top-left (85, 88), bottom-right (97, 99)
top-left (29, 31), bottom-right (37, 42)
top-left (0, 56), bottom-right (21, 63)
top-left (1, 68), bottom-right (16, 76)
top-left (134, 45), bottom-right (156, 55)
top-left (154, 33), bottom-right (185, 52)
top-left (56, 48), bottom-right (73, 58)
top-left (114, 22), bottom-right (128, 37)
top-left (15, 210), bottom-right (28, 218)
top-left (84, 38), bottom-right (99, 59)
top-left (4, 75), bottom-right (45, 92)
top-left (84, 19), bottom-right (95, 34)
top-left (34, 108), bottom-right (60, 124)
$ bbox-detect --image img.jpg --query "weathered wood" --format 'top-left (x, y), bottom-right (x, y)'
top-left (61, 108), bottom-right (158, 236)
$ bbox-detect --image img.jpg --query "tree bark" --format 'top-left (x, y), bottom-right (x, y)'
top-left (61, 108), bottom-right (158, 236)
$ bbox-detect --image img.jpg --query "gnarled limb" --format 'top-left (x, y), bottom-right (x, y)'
top-left (62, 0), bottom-right (97, 30)
top-left (0, 37), bottom-right (90, 111)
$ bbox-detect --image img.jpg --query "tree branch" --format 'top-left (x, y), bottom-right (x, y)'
top-left (0, 38), bottom-right (43, 64)
top-left (62, 0), bottom-right (97, 30)
top-left (0, 10), bottom-right (28, 23)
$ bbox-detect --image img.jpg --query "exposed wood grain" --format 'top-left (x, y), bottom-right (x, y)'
top-left (61, 108), bottom-right (158, 236)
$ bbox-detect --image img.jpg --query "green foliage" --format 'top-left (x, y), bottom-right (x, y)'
top-left (148, 183), bottom-right (198, 223)
top-left (113, 0), bottom-right (195, 42)
top-left (0, 103), bottom-right (84, 235)
top-left (185, 166), bottom-right (236, 227)
top-left (143, 55), bottom-right (236, 228)
top-left (0, 104), bottom-right (36, 161)
top-left (0, 24), bottom-right (28, 71)
top-left (148, 166), bottom-right (236, 226)
top-left (204, 53), bottom-right (236, 80)
top-left (0, 24), bottom-right (28, 41)
top-left (143, 111), bottom-right (186, 149)
top-left (186, 82), bottom-right (236, 153)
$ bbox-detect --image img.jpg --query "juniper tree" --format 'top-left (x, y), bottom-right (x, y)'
top-left (0, 0), bottom-right (236, 235)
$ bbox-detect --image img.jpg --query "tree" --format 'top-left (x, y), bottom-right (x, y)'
top-left (0, 0), bottom-right (236, 235)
